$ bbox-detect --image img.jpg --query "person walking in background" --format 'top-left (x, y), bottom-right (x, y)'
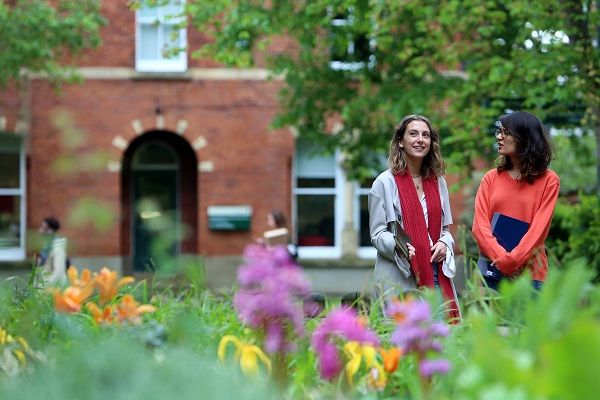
top-left (258, 210), bottom-right (298, 260)
top-left (472, 111), bottom-right (559, 290)
top-left (36, 216), bottom-right (68, 285)
top-left (369, 115), bottom-right (460, 321)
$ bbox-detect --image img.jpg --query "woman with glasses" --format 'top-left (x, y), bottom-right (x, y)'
top-left (369, 115), bottom-right (460, 321)
top-left (472, 111), bottom-right (560, 290)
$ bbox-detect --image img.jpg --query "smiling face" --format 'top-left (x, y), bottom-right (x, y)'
top-left (399, 120), bottom-right (431, 161)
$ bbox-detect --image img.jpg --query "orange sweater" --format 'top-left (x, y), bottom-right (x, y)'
top-left (472, 169), bottom-right (560, 281)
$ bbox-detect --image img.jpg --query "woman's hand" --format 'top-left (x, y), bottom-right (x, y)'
top-left (407, 243), bottom-right (416, 260)
top-left (430, 241), bottom-right (447, 263)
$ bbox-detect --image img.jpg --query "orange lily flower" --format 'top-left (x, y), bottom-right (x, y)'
top-left (95, 267), bottom-right (135, 304)
top-left (115, 294), bottom-right (156, 324)
top-left (67, 266), bottom-right (93, 288)
top-left (53, 284), bottom-right (95, 313)
top-left (87, 302), bottom-right (116, 325)
top-left (379, 347), bottom-right (402, 373)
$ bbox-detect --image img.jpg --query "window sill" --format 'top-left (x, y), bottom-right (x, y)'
top-left (132, 71), bottom-right (193, 81)
top-left (0, 250), bottom-right (26, 262)
top-left (299, 257), bottom-right (373, 269)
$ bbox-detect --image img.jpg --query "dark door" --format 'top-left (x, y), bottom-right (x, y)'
top-left (131, 141), bottom-right (180, 272)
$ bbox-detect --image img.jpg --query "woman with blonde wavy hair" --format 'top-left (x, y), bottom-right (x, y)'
top-left (369, 115), bottom-right (460, 321)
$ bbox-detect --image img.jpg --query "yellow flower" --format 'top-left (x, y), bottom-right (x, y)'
top-left (0, 327), bottom-right (14, 345)
top-left (13, 350), bottom-right (26, 365)
top-left (115, 294), bottom-right (156, 324)
top-left (87, 302), bottom-right (116, 325)
top-left (366, 363), bottom-right (387, 390)
top-left (0, 327), bottom-right (32, 367)
top-left (218, 335), bottom-right (271, 376)
top-left (95, 267), bottom-right (135, 304)
top-left (343, 341), bottom-right (379, 386)
top-left (16, 337), bottom-right (30, 351)
top-left (53, 284), bottom-right (95, 313)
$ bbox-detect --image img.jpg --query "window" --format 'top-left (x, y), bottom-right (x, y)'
top-left (356, 176), bottom-right (376, 258)
top-left (329, 7), bottom-right (375, 71)
top-left (293, 138), bottom-right (343, 258)
top-left (293, 139), bottom-right (385, 259)
top-left (136, 0), bottom-right (187, 73)
top-left (355, 156), bottom-right (387, 258)
top-left (0, 134), bottom-right (25, 261)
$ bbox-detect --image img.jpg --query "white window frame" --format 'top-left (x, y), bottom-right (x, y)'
top-left (328, 9), bottom-right (375, 71)
top-left (135, 0), bottom-right (187, 73)
top-left (0, 136), bottom-right (26, 261)
top-left (355, 184), bottom-right (376, 259)
top-left (293, 147), bottom-right (344, 259)
top-left (354, 156), bottom-right (387, 259)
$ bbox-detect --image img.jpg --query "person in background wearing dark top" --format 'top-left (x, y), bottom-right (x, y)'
top-left (36, 216), bottom-right (68, 285)
top-left (369, 114), bottom-right (460, 321)
top-left (472, 111), bottom-right (559, 290)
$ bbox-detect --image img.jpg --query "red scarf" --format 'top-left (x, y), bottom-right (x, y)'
top-left (394, 172), bottom-right (460, 321)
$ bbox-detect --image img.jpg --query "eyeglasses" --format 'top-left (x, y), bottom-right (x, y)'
top-left (493, 125), bottom-right (512, 138)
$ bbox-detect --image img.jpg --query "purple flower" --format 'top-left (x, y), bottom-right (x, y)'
top-left (386, 297), bottom-right (431, 325)
top-left (311, 307), bottom-right (379, 380)
top-left (234, 244), bottom-right (310, 354)
top-left (390, 325), bottom-right (429, 351)
top-left (387, 298), bottom-right (452, 378)
top-left (419, 359), bottom-right (451, 377)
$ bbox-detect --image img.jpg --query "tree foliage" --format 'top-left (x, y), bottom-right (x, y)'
top-left (439, 0), bottom-right (599, 192)
top-left (0, 0), bottom-right (106, 87)
top-left (186, 0), bottom-right (599, 189)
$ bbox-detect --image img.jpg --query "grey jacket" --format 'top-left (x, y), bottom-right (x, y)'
top-left (368, 169), bottom-right (454, 293)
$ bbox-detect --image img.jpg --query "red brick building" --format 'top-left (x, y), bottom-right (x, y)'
top-left (0, 1), bottom-right (465, 283)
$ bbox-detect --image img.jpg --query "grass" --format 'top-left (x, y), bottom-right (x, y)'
top-left (1, 255), bottom-right (599, 399)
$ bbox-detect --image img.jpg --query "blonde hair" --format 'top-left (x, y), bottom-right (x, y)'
top-left (388, 114), bottom-right (445, 177)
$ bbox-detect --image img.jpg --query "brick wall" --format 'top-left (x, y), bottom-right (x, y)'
top-left (1, 1), bottom-right (470, 267)
top-left (26, 77), bottom-right (293, 258)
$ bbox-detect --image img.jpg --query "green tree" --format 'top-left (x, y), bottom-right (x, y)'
top-left (186, 0), bottom-right (462, 180)
top-left (439, 0), bottom-right (599, 193)
top-left (0, 0), bottom-right (105, 87)
top-left (186, 0), bottom-right (598, 189)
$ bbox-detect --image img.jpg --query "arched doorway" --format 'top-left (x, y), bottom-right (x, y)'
top-left (121, 131), bottom-right (198, 273)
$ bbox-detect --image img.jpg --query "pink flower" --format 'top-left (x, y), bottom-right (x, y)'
top-left (311, 307), bottom-right (379, 380)
top-left (234, 244), bottom-right (310, 354)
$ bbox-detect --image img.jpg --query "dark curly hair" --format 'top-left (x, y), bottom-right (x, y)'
top-left (497, 111), bottom-right (553, 183)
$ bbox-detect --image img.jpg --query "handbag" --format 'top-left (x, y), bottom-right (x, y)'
top-left (388, 218), bottom-right (412, 278)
